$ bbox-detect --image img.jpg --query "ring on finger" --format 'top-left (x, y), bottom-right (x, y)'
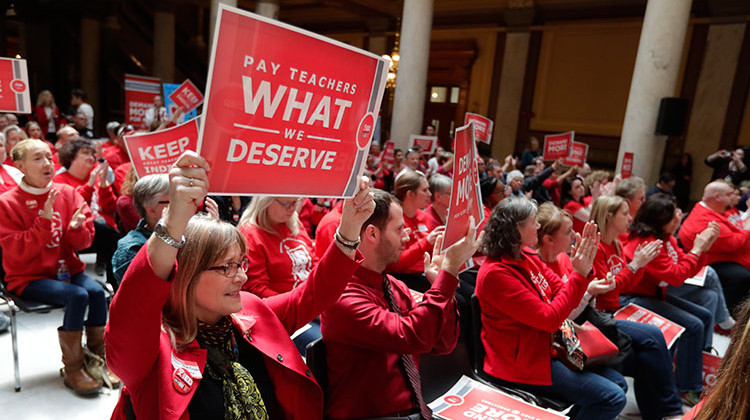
top-left (188, 178), bottom-right (195, 187)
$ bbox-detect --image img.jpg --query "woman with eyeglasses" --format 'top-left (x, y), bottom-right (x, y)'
top-left (106, 151), bottom-right (374, 419)
top-left (238, 196), bottom-right (317, 298)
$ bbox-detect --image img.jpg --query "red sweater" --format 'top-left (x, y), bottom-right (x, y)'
top-left (240, 222), bottom-right (319, 298)
top-left (563, 200), bottom-right (586, 235)
top-left (0, 164), bottom-right (21, 195)
top-left (386, 208), bottom-right (432, 274)
top-left (54, 170), bottom-right (118, 229)
top-left (113, 162), bottom-right (131, 196)
top-left (679, 202), bottom-right (750, 269)
top-left (424, 204), bottom-right (445, 230)
top-left (0, 183), bottom-right (94, 294)
top-left (298, 198), bottom-right (328, 238)
top-left (592, 240), bottom-right (642, 312)
top-left (106, 238), bottom-right (363, 420)
top-left (623, 236), bottom-right (705, 298)
top-left (33, 105), bottom-right (64, 133)
top-left (314, 200), bottom-right (343, 259)
top-left (103, 146), bottom-right (130, 170)
top-left (476, 248), bottom-right (589, 385)
top-left (321, 267), bottom-right (459, 419)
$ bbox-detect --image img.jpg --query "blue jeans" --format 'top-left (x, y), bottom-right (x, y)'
top-left (20, 273), bottom-right (107, 331)
top-left (616, 320), bottom-right (683, 419)
top-left (668, 265), bottom-right (730, 324)
top-left (513, 360), bottom-right (627, 420)
top-left (621, 294), bottom-right (712, 393)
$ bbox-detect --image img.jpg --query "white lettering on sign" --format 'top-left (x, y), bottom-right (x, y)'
top-left (226, 139), bottom-right (336, 170)
top-left (548, 142), bottom-right (567, 152)
top-left (138, 137), bottom-right (190, 160)
top-left (241, 76), bottom-right (352, 130)
top-left (243, 55), bottom-right (281, 75)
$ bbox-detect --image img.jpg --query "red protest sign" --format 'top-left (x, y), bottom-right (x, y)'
top-left (169, 79), bottom-right (204, 114)
top-left (380, 140), bottom-right (395, 166)
top-left (702, 351), bottom-right (722, 393)
top-left (123, 118), bottom-right (199, 178)
top-left (0, 58), bottom-right (31, 114)
top-left (125, 74), bottom-right (162, 129)
top-left (409, 135), bottom-right (438, 154)
top-left (543, 131), bottom-right (574, 160)
top-left (463, 113), bottom-right (494, 145)
top-left (429, 376), bottom-right (568, 420)
top-left (562, 141), bottom-right (589, 167)
top-left (621, 152), bottom-right (634, 179)
top-left (198, 5), bottom-right (388, 197)
top-left (442, 123), bottom-right (484, 252)
top-left (614, 303), bottom-right (685, 348)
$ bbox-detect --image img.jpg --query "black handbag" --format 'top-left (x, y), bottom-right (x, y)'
top-left (574, 305), bottom-right (633, 372)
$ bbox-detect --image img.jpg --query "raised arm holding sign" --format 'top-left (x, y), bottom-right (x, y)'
top-left (123, 118), bottom-right (199, 178)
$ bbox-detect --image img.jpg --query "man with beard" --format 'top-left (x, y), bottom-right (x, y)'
top-left (679, 180), bottom-right (750, 312)
top-left (320, 190), bottom-right (480, 420)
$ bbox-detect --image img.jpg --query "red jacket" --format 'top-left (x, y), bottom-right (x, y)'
top-left (623, 236), bottom-right (705, 298)
top-left (476, 248), bottom-right (589, 385)
top-left (105, 241), bottom-right (362, 420)
top-left (54, 170), bottom-right (118, 229)
top-left (592, 240), bottom-right (642, 312)
top-left (386, 209), bottom-right (432, 274)
top-left (314, 201), bottom-right (343, 260)
top-left (239, 222), bottom-right (319, 298)
top-left (0, 183), bottom-right (94, 294)
top-left (33, 105), bottom-right (65, 133)
top-left (321, 267), bottom-right (459, 419)
top-left (679, 202), bottom-right (750, 269)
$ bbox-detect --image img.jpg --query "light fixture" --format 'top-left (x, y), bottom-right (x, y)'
top-left (383, 30), bottom-right (400, 89)
top-left (6, 3), bottom-right (16, 17)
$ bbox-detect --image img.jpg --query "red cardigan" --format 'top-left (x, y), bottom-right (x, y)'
top-left (105, 240), bottom-right (362, 420)
top-left (33, 105), bottom-right (64, 133)
top-left (475, 248), bottom-right (589, 385)
top-left (679, 202), bottom-right (750, 269)
top-left (623, 235), bottom-right (705, 298)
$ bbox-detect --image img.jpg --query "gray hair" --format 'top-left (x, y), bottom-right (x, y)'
top-left (506, 170), bottom-right (524, 184)
top-left (615, 176), bottom-right (645, 199)
top-left (2, 125), bottom-right (25, 140)
top-left (483, 196), bottom-right (538, 259)
top-left (133, 174), bottom-right (170, 218)
top-left (429, 173), bottom-right (452, 195)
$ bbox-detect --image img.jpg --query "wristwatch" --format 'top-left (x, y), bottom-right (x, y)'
top-left (154, 220), bottom-right (186, 249)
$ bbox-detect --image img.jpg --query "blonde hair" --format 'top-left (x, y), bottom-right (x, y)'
top-left (238, 196), bottom-right (300, 236)
top-left (11, 138), bottom-right (48, 162)
top-left (536, 202), bottom-right (571, 245)
top-left (161, 215), bottom-right (247, 351)
top-left (36, 90), bottom-right (55, 107)
top-left (590, 195), bottom-right (627, 251)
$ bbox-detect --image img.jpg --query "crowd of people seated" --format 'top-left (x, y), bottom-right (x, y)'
top-left (3, 107), bottom-right (750, 420)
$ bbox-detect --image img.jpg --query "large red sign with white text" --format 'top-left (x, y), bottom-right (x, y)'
top-left (442, 123), bottom-right (484, 252)
top-left (124, 118), bottom-right (199, 178)
top-left (409, 135), bottom-right (438, 154)
top-left (463, 113), bottom-right (493, 145)
top-left (614, 303), bottom-right (685, 348)
top-left (169, 79), bottom-right (204, 114)
top-left (125, 74), bottom-right (162, 129)
top-left (198, 5), bottom-right (388, 197)
top-left (543, 131), bottom-right (574, 160)
top-left (380, 140), bottom-right (395, 166)
top-left (0, 58), bottom-right (31, 114)
top-left (621, 152), bottom-right (634, 179)
top-left (562, 141), bottom-right (589, 167)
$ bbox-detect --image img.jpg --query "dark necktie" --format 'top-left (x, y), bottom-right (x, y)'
top-left (382, 275), bottom-right (432, 420)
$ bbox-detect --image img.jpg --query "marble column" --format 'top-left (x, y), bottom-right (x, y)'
top-left (617, 0), bottom-right (692, 185)
top-left (491, 31), bottom-right (530, 161)
top-left (153, 10), bottom-right (175, 82)
top-left (80, 18), bottom-right (100, 126)
top-left (210, 0), bottom-right (238, 47)
top-left (683, 23), bottom-right (746, 200)
top-left (389, 0), bottom-right (434, 149)
top-left (256, 0), bottom-right (280, 19)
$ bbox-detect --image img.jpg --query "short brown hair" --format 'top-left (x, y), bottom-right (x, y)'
top-left (361, 189), bottom-right (400, 233)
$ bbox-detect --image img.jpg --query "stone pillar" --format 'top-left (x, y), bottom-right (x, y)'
top-left (616, 0), bottom-right (692, 185)
top-left (491, 31), bottom-right (530, 160)
top-left (80, 18), bottom-right (100, 127)
top-left (256, 0), bottom-right (279, 19)
top-left (210, 0), bottom-right (237, 47)
top-left (389, 0), bottom-right (434, 149)
top-left (683, 23), bottom-right (746, 200)
top-left (153, 10), bottom-right (175, 82)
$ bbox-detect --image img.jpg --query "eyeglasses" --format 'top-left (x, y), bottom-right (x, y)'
top-left (275, 198), bottom-right (302, 209)
top-left (157, 200), bottom-right (170, 205)
top-left (208, 256), bottom-right (249, 278)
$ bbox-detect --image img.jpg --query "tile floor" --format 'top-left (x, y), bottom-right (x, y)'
top-left (0, 253), bottom-right (732, 419)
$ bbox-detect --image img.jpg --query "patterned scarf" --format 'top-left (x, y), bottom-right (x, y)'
top-left (196, 317), bottom-right (269, 420)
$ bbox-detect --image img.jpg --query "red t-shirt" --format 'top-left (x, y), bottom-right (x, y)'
top-left (314, 200), bottom-right (343, 259)
top-left (563, 200), bottom-right (586, 235)
top-left (592, 240), bottom-right (642, 312)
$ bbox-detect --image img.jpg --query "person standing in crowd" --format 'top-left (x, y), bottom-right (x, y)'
top-left (397, 148), bottom-right (422, 180)
top-left (562, 176), bottom-right (591, 235)
top-left (72, 112), bottom-right (95, 139)
top-left (477, 197), bottom-right (627, 420)
top-left (0, 139), bottom-right (116, 394)
top-left (534, 203), bottom-right (685, 420)
top-left (143, 95), bottom-right (167, 130)
top-left (505, 170), bottom-right (525, 197)
top-left (106, 152), bottom-right (375, 418)
top-left (321, 191), bottom-right (480, 420)
top-left (679, 180), bottom-right (750, 313)
top-left (111, 174), bottom-right (169, 285)
top-left (425, 173), bottom-right (451, 228)
top-left (70, 89), bottom-right (94, 130)
top-left (34, 90), bottom-right (65, 143)
top-left (388, 170), bottom-right (444, 292)
top-left (616, 176), bottom-right (646, 218)
top-left (520, 136), bottom-right (541, 169)
top-left (705, 147), bottom-right (747, 185)
top-left (645, 172), bottom-right (676, 198)
top-left (542, 163), bottom-right (578, 206)
top-left (672, 153), bottom-right (693, 211)
top-left (103, 124), bottom-right (133, 170)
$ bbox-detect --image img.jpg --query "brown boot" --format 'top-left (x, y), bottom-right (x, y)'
top-left (85, 325), bottom-right (122, 389)
top-left (58, 328), bottom-right (102, 395)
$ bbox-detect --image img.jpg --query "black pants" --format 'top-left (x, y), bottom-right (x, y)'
top-left (83, 220), bottom-right (120, 290)
top-left (710, 261), bottom-right (750, 316)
